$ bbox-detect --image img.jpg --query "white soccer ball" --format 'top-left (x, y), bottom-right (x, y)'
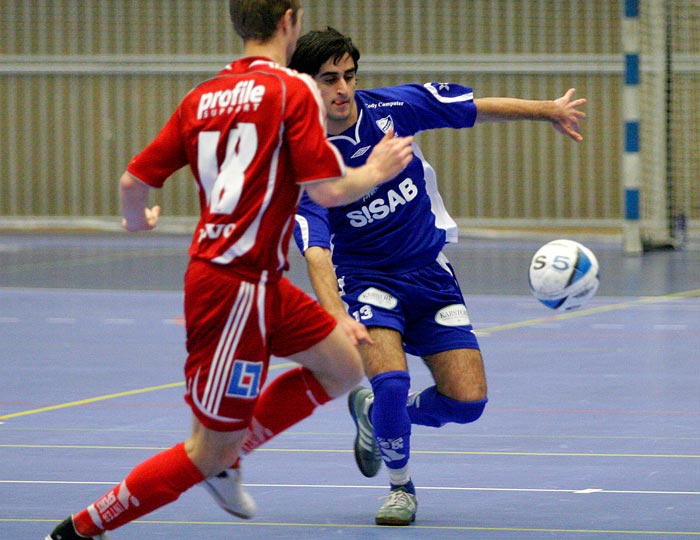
top-left (528, 239), bottom-right (600, 311)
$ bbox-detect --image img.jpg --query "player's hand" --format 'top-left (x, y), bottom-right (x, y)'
top-left (122, 205), bottom-right (161, 232)
top-left (366, 129), bottom-right (414, 183)
top-left (337, 314), bottom-right (374, 346)
top-left (551, 88), bottom-right (586, 142)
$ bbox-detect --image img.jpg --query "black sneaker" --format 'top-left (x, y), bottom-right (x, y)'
top-left (45, 516), bottom-right (110, 540)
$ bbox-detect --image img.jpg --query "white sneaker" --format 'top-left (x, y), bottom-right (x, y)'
top-left (202, 468), bottom-right (257, 519)
top-left (375, 487), bottom-right (418, 526)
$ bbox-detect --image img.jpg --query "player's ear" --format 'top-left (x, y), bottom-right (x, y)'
top-left (279, 8), bottom-right (295, 34)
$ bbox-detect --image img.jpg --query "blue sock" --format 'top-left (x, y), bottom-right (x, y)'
top-left (407, 385), bottom-right (487, 427)
top-left (391, 479), bottom-right (416, 495)
top-left (370, 371), bottom-right (412, 472)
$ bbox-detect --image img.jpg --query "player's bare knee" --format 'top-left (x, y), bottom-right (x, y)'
top-left (335, 357), bottom-right (364, 395)
top-left (330, 363), bottom-right (363, 396)
top-left (435, 376), bottom-right (487, 403)
top-left (465, 382), bottom-right (488, 402)
top-left (314, 351), bottom-right (363, 398)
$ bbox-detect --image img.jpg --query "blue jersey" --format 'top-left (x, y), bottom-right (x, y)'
top-left (294, 82), bottom-right (477, 272)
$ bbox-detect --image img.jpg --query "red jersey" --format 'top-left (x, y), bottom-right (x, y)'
top-left (127, 57), bottom-right (345, 278)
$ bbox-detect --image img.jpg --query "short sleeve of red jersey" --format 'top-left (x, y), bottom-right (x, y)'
top-left (127, 106), bottom-right (188, 188)
top-left (283, 74), bottom-right (346, 185)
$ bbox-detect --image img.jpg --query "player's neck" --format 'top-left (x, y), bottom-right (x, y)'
top-left (243, 41), bottom-right (287, 67)
top-left (327, 108), bottom-right (358, 136)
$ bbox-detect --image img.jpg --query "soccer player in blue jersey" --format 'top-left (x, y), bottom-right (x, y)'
top-left (289, 27), bottom-right (586, 526)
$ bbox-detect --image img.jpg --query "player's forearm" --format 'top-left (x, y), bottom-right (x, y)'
top-left (305, 247), bottom-right (347, 317)
top-left (305, 130), bottom-right (414, 207)
top-left (119, 172), bottom-right (152, 231)
top-left (304, 165), bottom-right (383, 208)
top-left (474, 97), bottom-right (556, 124)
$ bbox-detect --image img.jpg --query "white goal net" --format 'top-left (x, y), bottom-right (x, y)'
top-left (639, 0), bottom-right (700, 250)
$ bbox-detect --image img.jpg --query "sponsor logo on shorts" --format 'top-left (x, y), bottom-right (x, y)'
top-left (435, 304), bottom-right (470, 327)
top-left (226, 360), bottom-right (263, 398)
top-left (358, 287), bottom-right (398, 310)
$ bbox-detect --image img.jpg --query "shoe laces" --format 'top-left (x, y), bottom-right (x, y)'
top-left (382, 489), bottom-right (416, 510)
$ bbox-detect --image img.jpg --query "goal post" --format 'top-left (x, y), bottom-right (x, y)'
top-left (628, 0), bottom-right (700, 253)
top-left (622, 0), bottom-right (644, 254)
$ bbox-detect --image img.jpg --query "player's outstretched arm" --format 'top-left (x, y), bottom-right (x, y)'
top-left (304, 246), bottom-right (373, 346)
top-left (474, 88), bottom-right (586, 142)
top-left (305, 130), bottom-right (414, 208)
top-left (549, 88), bottom-right (587, 142)
top-left (120, 172), bottom-right (161, 232)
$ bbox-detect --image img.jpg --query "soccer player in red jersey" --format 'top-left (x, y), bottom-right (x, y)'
top-left (45, 2), bottom-right (413, 539)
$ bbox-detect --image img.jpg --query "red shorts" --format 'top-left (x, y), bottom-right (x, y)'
top-left (183, 259), bottom-right (336, 431)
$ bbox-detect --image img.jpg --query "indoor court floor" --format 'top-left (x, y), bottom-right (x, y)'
top-left (1, 231), bottom-right (699, 539)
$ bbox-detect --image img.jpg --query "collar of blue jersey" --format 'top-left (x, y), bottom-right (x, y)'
top-left (328, 108), bottom-right (364, 145)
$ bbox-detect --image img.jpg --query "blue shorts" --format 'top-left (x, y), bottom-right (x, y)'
top-left (336, 253), bottom-right (480, 358)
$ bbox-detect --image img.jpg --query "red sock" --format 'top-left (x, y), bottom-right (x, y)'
top-left (240, 367), bottom-right (331, 455)
top-left (72, 442), bottom-right (204, 535)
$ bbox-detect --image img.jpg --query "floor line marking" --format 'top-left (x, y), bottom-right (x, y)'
top-left (1, 517), bottom-right (698, 535)
top-left (0, 362), bottom-right (296, 421)
top-left (1, 444), bottom-right (698, 459)
top-left (4, 289), bottom-right (699, 421)
top-left (478, 288), bottom-right (700, 333)
top-left (1, 480), bottom-right (698, 496)
top-left (2, 426), bottom-right (699, 441)
top-left (0, 383), bottom-right (183, 421)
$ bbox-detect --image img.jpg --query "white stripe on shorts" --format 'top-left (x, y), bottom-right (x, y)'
top-left (203, 281), bottom-right (255, 415)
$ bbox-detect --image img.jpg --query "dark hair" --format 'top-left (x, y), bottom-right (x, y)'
top-left (289, 27), bottom-right (360, 76)
top-left (229, 0), bottom-right (301, 42)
